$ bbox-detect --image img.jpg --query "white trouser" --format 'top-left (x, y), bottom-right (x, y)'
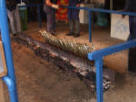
top-left (7, 6), bottom-right (21, 34)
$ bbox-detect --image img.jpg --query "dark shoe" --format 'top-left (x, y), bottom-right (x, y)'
top-left (74, 33), bottom-right (80, 37)
top-left (66, 32), bottom-right (74, 36)
top-left (13, 33), bottom-right (17, 37)
top-left (17, 32), bottom-right (22, 35)
top-left (51, 32), bottom-right (56, 36)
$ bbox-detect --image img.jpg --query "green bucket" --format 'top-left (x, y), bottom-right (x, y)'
top-left (96, 4), bottom-right (109, 27)
top-left (96, 13), bottom-right (108, 27)
top-left (18, 5), bottom-right (27, 31)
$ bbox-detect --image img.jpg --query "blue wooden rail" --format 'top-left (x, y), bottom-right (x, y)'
top-left (0, 0), bottom-right (18, 102)
top-left (18, 4), bottom-right (136, 41)
top-left (62, 6), bottom-right (136, 42)
top-left (88, 40), bottom-right (136, 102)
top-left (19, 4), bottom-right (136, 41)
top-left (1, 1), bottom-right (136, 102)
top-left (19, 4), bottom-right (136, 42)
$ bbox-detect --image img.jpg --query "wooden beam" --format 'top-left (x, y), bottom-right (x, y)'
top-left (0, 80), bottom-right (5, 102)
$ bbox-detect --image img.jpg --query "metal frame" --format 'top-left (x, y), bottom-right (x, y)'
top-left (64, 6), bottom-right (136, 42)
top-left (88, 40), bottom-right (136, 102)
top-left (65, 6), bottom-right (136, 102)
top-left (0, 0), bottom-right (18, 102)
top-left (19, 4), bottom-right (136, 42)
top-left (1, 1), bottom-right (136, 102)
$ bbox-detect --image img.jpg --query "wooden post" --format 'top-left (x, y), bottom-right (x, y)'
top-left (0, 80), bottom-right (5, 102)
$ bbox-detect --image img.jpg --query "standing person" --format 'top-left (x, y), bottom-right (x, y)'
top-left (6, 0), bottom-right (21, 36)
top-left (66, 0), bottom-right (83, 37)
top-left (123, 0), bottom-right (136, 72)
top-left (44, 0), bottom-right (59, 35)
top-left (123, 0), bottom-right (136, 40)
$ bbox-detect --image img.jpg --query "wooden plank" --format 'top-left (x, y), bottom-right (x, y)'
top-left (0, 80), bottom-right (5, 102)
top-left (0, 41), bottom-right (7, 77)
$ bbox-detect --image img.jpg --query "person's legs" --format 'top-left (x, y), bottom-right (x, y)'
top-left (66, 9), bottom-right (74, 36)
top-left (46, 13), bottom-right (52, 33)
top-left (46, 9), bottom-right (56, 35)
top-left (128, 16), bottom-right (136, 40)
top-left (52, 10), bottom-right (56, 32)
top-left (73, 10), bottom-right (80, 37)
top-left (128, 16), bottom-right (136, 72)
top-left (74, 19), bottom-right (80, 37)
top-left (7, 10), bottom-right (16, 34)
top-left (15, 6), bottom-right (21, 33)
top-left (66, 19), bottom-right (74, 36)
top-left (70, 19), bottom-right (74, 33)
top-left (128, 47), bottom-right (136, 72)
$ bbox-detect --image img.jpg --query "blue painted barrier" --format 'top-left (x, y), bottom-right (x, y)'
top-left (88, 40), bottom-right (136, 60)
top-left (63, 10), bottom-right (136, 102)
top-left (62, 6), bottom-right (136, 42)
top-left (62, 6), bottom-right (136, 102)
top-left (0, 0), bottom-right (18, 102)
top-left (16, 4), bottom-right (136, 42)
top-left (19, 4), bottom-right (136, 41)
top-left (88, 40), bottom-right (136, 102)
top-left (2, 76), bottom-right (18, 102)
top-left (1, 1), bottom-right (136, 102)
top-left (64, 6), bottom-right (136, 16)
